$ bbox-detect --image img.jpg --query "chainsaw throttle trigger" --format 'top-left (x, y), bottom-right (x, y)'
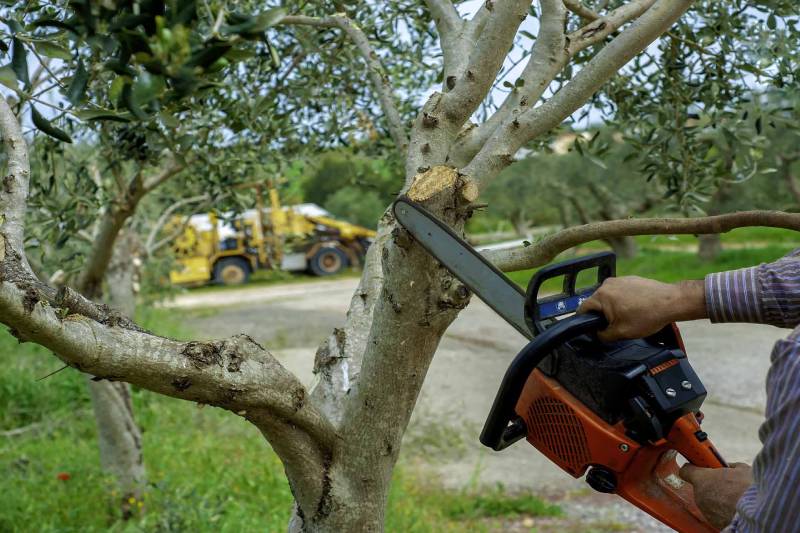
top-left (525, 251), bottom-right (615, 335)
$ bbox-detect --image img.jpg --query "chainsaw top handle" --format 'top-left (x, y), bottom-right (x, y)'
top-left (525, 251), bottom-right (615, 335)
top-left (480, 311), bottom-right (609, 451)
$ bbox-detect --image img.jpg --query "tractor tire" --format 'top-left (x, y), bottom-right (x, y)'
top-left (213, 257), bottom-right (251, 285)
top-left (308, 247), bottom-right (348, 276)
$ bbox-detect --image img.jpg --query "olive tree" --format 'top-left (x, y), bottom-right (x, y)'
top-left (2, 1), bottom-right (800, 531)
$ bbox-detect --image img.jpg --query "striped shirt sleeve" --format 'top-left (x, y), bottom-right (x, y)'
top-left (705, 249), bottom-right (800, 329)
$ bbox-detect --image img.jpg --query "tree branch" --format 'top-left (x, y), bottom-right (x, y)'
top-left (449, 0), bottom-right (568, 166)
top-left (0, 269), bottom-right (336, 448)
top-left (563, 0), bottom-right (601, 21)
top-left (0, 96), bottom-right (30, 264)
top-left (437, 0), bottom-right (532, 127)
top-left (142, 154), bottom-right (185, 193)
top-left (426, 0), bottom-right (468, 82)
top-left (424, 0), bottom-right (462, 41)
top-left (463, 0), bottom-right (693, 187)
top-left (279, 15), bottom-right (408, 153)
top-left (405, 1), bottom-right (533, 181)
top-left (484, 210), bottom-right (800, 272)
top-left (566, 0), bottom-right (658, 55)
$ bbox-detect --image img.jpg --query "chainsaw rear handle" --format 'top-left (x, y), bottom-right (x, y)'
top-left (617, 413), bottom-right (728, 533)
top-left (526, 251), bottom-right (615, 334)
top-left (480, 312), bottom-right (608, 451)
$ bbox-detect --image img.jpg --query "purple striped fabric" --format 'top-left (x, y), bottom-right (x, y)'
top-left (704, 249), bottom-right (800, 532)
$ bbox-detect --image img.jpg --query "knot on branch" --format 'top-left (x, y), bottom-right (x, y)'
top-left (181, 341), bottom-right (223, 369)
top-left (180, 334), bottom-right (258, 372)
top-left (55, 286), bottom-right (141, 330)
top-left (438, 275), bottom-right (471, 311)
top-left (314, 328), bottom-right (346, 373)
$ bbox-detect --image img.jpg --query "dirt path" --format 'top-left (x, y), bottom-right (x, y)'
top-left (167, 279), bottom-right (785, 531)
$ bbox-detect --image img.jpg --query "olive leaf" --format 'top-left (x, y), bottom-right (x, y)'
top-left (11, 37), bottom-right (29, 88)
top-left (65, 60), bottom-right (88, 105)
top-left (31, 106), bottom-right (73, 143)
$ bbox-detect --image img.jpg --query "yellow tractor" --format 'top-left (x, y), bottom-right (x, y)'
top-left (169, 185), bottom-right (376, 286)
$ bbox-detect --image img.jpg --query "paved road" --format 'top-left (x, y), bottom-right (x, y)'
top-left (167, 278), bottom-right (785, 531)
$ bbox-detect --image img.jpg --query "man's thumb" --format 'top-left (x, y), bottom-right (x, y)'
top-left (679, 463), bottom-right (702, 485)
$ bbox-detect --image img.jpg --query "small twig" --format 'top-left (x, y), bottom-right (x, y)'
top-left (36, 364), bottom-right (70, 381)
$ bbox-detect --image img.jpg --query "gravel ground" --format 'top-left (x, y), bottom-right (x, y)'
top-left (168, 278), bottom-right (786, 532)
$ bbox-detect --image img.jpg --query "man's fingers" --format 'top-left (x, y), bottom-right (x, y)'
top-left (578, 297), bottom-right (618, 341)
top-left (577, 297), bottom-right (602, 315)
top-left (679, 463), bottom-right (703, 485)
top-left (597, 329), bottom-right (618, 343)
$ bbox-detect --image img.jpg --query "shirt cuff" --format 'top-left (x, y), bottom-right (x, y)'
top-left (705, 267), bottom-right (763, 323)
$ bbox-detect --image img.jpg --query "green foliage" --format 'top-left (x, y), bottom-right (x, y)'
top-left (0, 0), bottom-right (285, 132)
top-left (300, 149), bottom-right (402, 228)
top-left (0, 334), bottom-right (85, 430)
top-left (324, 187), bottom-right (385, 229)
top-left (480, 131), bottom-right (662, 234)
top-left (590, 0), bottom-right (800, 213)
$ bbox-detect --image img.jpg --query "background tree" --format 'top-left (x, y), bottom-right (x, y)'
top-left (1, 1), bottom-right (800, 531)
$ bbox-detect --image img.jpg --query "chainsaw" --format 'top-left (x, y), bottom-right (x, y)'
top-left (393, 197), bottom-right (728, 533)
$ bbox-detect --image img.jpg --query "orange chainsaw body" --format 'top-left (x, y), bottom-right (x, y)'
top-left (516, 365), bottom-right (726, 533)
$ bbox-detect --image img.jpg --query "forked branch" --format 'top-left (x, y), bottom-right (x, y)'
top-left (463, 0), bottom-right (693, 186)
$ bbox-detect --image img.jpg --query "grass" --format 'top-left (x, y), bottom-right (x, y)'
top-left (0, 309), bottom-right (559, 532)
top-left (506, 243), bottom-right (796, 289)
top-left (637, 226), bottom-right (800, 246)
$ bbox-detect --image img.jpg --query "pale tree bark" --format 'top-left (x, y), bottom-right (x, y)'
top-left (9, 1), bottom-right (792, 531)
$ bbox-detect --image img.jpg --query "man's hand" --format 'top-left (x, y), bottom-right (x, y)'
top-left (680, 463), bottom-right (753, 530)
top-left (577, 276), bottom-right (707, 342)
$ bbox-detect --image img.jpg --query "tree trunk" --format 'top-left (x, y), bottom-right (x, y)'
top-left (510, 212), bottom-right (530, 237)
top-left (696, 181), bottom-right (729, 261)
top-left (780, 155), bottom-right (800, 207)
top-left (86, 379), bottom-right (146, 517)
top-left (279, 169), bottom-right (474, 531)
top-left (697, 233), bottom-right (722, 262)
top-left (86, 231), bottom-right (146, 517)
top-left (606, 235), bottom-right (639, 259)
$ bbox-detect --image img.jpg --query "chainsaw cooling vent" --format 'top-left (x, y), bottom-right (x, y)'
top-left (525, 397), bottom-right (590, 473)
